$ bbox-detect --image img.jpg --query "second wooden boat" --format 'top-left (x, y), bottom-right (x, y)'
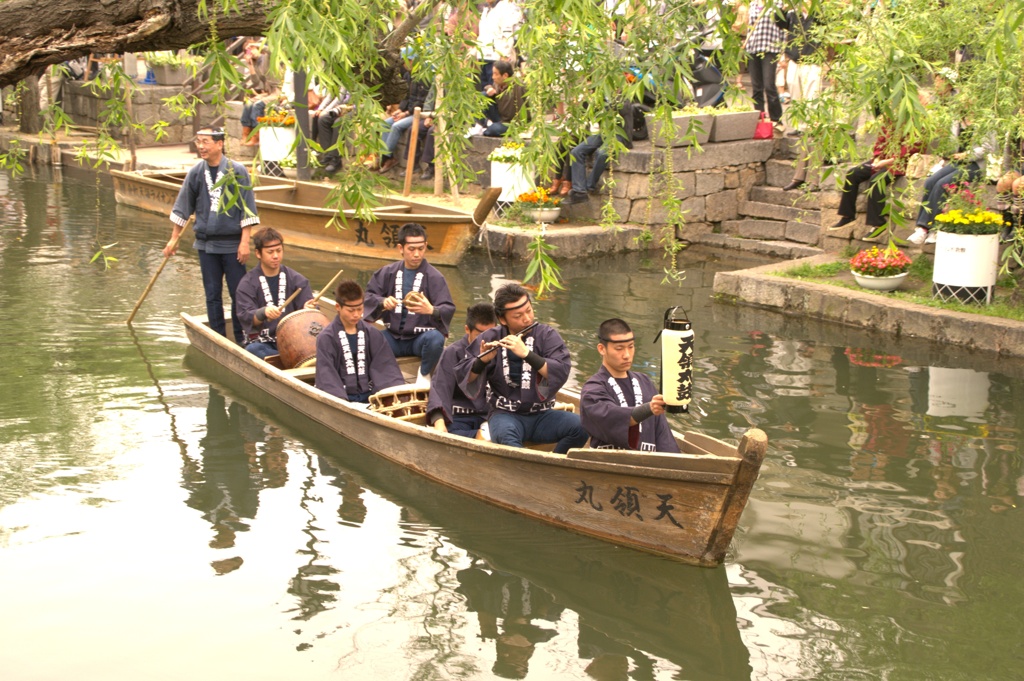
top-left (111, 169), bottom-right (498, 266)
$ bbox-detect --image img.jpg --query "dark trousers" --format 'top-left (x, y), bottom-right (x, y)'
top-left (198, 249), bottom-right (246, 344)
top-left (916, 162), bottom-right (981, 228)
top-left (747, 52), bottom-right (782, 123)
top-left (450, 413), bottom-right (486, 438)
top-left (316, 109), bottom-right (342, 167)
top-left (839, 162), bottom-right (892, 227)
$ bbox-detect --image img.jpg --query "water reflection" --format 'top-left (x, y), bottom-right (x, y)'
top-left (182, 386), bottom-right (289, 575)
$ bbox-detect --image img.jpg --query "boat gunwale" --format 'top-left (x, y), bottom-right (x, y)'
top-left (180, 312), bottom-right (748, 483)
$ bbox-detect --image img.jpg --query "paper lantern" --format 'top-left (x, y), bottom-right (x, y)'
top-left (657, 306), bottom-right (693, 413)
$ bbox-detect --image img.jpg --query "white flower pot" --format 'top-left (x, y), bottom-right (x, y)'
top-left (490, 161), bottom-right (535, 203)
top-left (851, 271), bottom-right (908, 291)
top-left (259, 126), bottom-right (296, 162)
top-left (526, 207), bottom-right (561, 223)
top-left (932, 231), bottom-right (999, 303)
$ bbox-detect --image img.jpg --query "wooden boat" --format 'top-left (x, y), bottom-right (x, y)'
top-left (111, 169), bottom-right (499, 266)
top-left (181, 305), bottom-right (767, 566)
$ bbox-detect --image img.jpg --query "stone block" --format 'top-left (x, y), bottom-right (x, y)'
top-left (766, 158), bottom-right (794, 187)
top-left (695, 171), bottom-right (725, 196)
top-left (749, 185), bottom-right (820, 209)
top-left (681, 195), bottom-right (705, 223)
top-left (676, 221), bottom-right (714, 242)
top-left (738, 166), bottom-right (761, 193)
top-left (616, 149), bottom-right (656, 173)
top-left (821, 234), bottom-right (852, 253)
top-left (670, 138), bottom-right (775, 172)
top-left (705, 189), bottom-right (740, 222)
top-left (740, 200), bottom-right (820, 224)
top-left (785, 220), bottom-right (822, 245)
top-left (724, 170), bottom-right (740, 189)
top-left (736, 218), bottom-right (786, 240)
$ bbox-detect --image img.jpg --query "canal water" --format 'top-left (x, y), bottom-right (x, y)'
top-left (2, 167), bottom-right (1022, 680)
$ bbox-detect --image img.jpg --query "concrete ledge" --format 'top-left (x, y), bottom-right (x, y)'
top-left (713, 254), bottom-right (1024, 358)
top-left (476, 223), bottom-right (656, 261)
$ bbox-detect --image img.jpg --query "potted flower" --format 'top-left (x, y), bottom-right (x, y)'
top-left (707, 104), bottom-right (759, 143)
top-left (256, 104), bottom-right (297, 163)
top-left (849, 245), bottom-right (912, 291)
top-left (931, 207), bottom-right (1004, 304)
top-left (143, 51), bottom-right (200, 86)
top-left (647, 104), bottom-right (713, 148)
top-left (516, 186), bottom-right (562, 223)
top-left (487, 141), bottom-right (534, 203)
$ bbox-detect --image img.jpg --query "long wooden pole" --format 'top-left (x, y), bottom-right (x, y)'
top-left (402, 107), bottom-right (422, 196)
top-left (126, 216), bottom-right (194, 325)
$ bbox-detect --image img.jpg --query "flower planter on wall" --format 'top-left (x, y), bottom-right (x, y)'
top-left (490, 161), bottom-right (535, 203)
top-left (708, 111), bottom-right (760, 143)
top-left (526, 207), bottom-right (561, 223)
top-left (152, 64), bottom-right (188, 86)
top-left (259, 126), bottom-right (296, 163)
top-left (646, 113), bottom-right (713, 148)
top-left (931, 231), bottom-right (999, 304)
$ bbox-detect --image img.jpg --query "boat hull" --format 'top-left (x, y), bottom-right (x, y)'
top-left (112, 170), bottom-right (481, 266)
top-left (182, 311), bottom-right (766, 566)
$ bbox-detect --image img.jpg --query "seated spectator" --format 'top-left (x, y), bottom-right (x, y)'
top-left (312, 89), bottom-right (353, 175)
top-left (832, 122), bottom-right (922, 229)
top-left (315, 279), bottom-right (406, 403)
top-left (475, 0), bottom-right (523, 92)
top-left (909, 121), bottom-right (997, 245)
top-left (481, 60), bottom-right (526, 137)
top-left (378, 47), bottom-right (433, 174)
top-left (563, 101), bottom-right (635, 205)
top-left (240, 85), bottom-right (282, 146)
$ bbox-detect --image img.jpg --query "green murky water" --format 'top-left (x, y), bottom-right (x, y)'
top-left (2, 167), bottom-right (1022, 680)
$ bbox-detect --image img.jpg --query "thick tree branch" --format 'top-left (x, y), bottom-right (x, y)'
top-left (0, 0), bottom-right (271, 88)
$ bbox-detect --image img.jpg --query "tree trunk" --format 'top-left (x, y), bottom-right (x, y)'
top-left (19, 76), bottom-right (42, 134)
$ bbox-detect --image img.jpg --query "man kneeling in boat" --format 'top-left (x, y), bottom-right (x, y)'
top-left (316, 280), bottom-right (405, 403)
top-left (458, 283), bottom-right (588, 453)
top-left (579, 319), bottom-right (679, 453)
top-left (426, 303), bottom-right (498, 437)
top-left (363, 223), bottom-right (455, 388)
top-left (235, 227), bottom-right (318, 358)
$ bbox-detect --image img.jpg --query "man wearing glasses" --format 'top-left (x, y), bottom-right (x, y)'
top-left (164, 126), bottom-right (259, 344)
top-left (426, 303), bottom-right (498, 437)
top-left (363, 223), bottom-right (455, 387)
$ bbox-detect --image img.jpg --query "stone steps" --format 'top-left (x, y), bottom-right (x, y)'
top-left (738, 199), bottom-right (821, 225)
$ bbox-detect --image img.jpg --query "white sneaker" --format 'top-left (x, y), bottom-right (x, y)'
top-left (415, 368), bottom-right (431, 388)
top-left (465, 123), bottom-right (485, 138)
top-left (925, 230), bottom-right (937, 244)
top-left (907, 227), bottom-right (928, 245)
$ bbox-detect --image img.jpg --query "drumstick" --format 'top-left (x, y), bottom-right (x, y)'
top-left (311, 268), bottom-right (345, 306)
top-left (473, 322), bottom-right (539, 360)
top-left (127, 216), bottom-right (194, 325)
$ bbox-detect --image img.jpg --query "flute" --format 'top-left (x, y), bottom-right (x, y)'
top-left (473, 322), bottom-right (539, 360)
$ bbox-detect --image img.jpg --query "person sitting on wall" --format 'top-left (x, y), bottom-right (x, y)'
top-left (481, 60), bottom-right (526, 137)
top-left (235, 227), bottom-right (319, 359)
top-left (315, 279), bottom-right (406, 403)
top-left (457, 282), bottom-right (588, 453)
top-left (426, 303), bottom-right (499, 437)
top-left (832, 121), bottom-right (921, 229)
top-left (579, 318), bottom-right (680, 453)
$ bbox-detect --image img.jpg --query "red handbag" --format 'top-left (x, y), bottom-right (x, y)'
top-left (753, 112), bottom-right (774, 139)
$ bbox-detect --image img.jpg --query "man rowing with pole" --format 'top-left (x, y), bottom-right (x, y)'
top-left (363, 223), bottom-right (455, 388)
top-left (426, 303), bottom-right (498, 437)
top-left (457, 282), bottom-right (588, 453)
top-left (579, 318), bottom-right (680, 453)
top-left (163, 125), bottom-right (260, 344)
top-left (235, 227), bottom-right (319, 358)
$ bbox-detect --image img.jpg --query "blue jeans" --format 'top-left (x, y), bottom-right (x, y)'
top-left (198, 249), bottom-right (247, 344)
top-left (483, 121), bottom-right (509, 137)
top-left (240, 100), bottom-right (265, 128)
top-left (916, 162), bottom-right (981, 228)
top-left (245, 340), bottom-right (277, 358)
top-left (382, 114), bottom-right (415, 156)
top-left (570, 135), bottom-right (609, 193)
top-left (382, 329), bottom-right (445, 375)
top-left (488, 409), bottom-right (589, 454)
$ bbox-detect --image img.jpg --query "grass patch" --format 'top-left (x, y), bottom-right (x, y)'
top-left (775, 255), bottom-right (1024, 323)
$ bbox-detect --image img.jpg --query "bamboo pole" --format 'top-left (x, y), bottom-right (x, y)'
top-left (402, 107), bottom-right (422, 196)
top-left (126, 216), bottom-right (194, 325)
